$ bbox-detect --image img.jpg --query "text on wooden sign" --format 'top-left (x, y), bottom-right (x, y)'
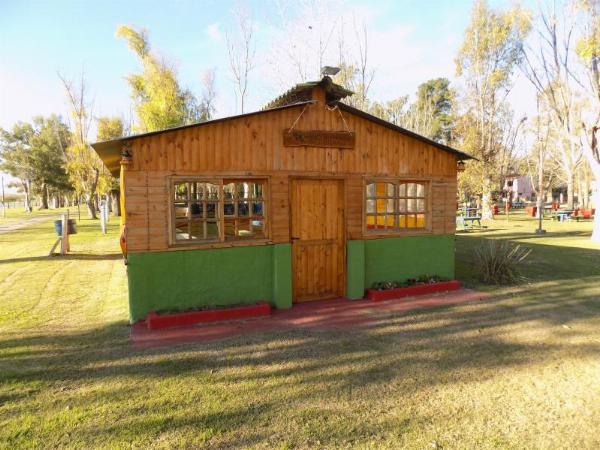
top-left (283, 129), bottom-right (355, 149)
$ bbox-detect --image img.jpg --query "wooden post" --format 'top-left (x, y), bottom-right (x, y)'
top-left (66, 209), bottom-right (70, 252)
top-left (100, 199), bottom-right (107, 234)
top-left (60, 213), bottom-right (68, 255)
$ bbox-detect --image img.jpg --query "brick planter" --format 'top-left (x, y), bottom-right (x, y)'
top-left (366, 280), bottom-right (461, 301)
top-left (146, 302), bottom-right (272, 330)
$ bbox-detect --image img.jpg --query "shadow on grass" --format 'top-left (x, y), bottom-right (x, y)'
top-left (0, 253), bottom-right (123, 265)
top-left (1, 216), bottom-right (599, 447)
top-left (1, 276), bottom-right (599, 446)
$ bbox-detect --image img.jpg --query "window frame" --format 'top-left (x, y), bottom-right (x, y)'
top-left (363, 178), bottom-right (431, 236)
top-left (168, 176), bottom-right (269, 247)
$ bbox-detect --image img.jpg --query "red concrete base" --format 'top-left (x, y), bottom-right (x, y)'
top-left (131, 288), bottom-right (488, 348)
top-left (366, 280), bottom-right (461, 301)
top-left (146, 301), bottom-right (271, 330)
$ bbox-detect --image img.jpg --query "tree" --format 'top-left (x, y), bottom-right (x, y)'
top-left (200, 68), bottom-right (217, 121)
top-left (334, 19), bottom-right (375, 111)
top-left (525, 100), bottom-right (559, 232)
top-left (60, 73), bottom-right (110, 219)
top-left (455, 0), bottom-right (531, 219)
top-left (96, 116), bottom-right (125, 216)
top-left (226, 9), bottom-right (256, 113)
top-left (522, 1), bottom-right (583, 209)
top-left (0, 122), bottom-right (36, 212)
top-left (0, 116), bottom-right (71, 211)
top-left (410, 78), bottom-right (455, 144)
top-left (116, 25), bottom-right (201, 131)
top-left (574, 0), bottom-right (600, 241)
top-left (29, 115), bottom-right (71, 209)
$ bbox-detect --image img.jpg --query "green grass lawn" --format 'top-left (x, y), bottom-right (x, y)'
top-left (1, 212), bottom-right (600, 449)
top-left (0, 206), bottom-right (76, 226)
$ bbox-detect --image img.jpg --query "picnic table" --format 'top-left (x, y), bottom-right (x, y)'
top-left (456, 207), bottom-right (482, 231)
top-left (551, 210), bottom-right (573, 222)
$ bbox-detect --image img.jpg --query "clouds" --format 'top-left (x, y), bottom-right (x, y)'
top-left (205, 22), bottom-right (223, 43)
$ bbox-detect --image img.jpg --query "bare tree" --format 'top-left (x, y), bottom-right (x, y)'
top-left (352, 18), bottom-right (375, 107)
top-left (573, 0), bottom-right (600, 241)
top-left (226, 9), bottom-right (255, 114)
top-left (521, 1), bottom-right (584, 209)
top-left (59, 71), bottom-right (108, 219)
top-left (200, 68), bottom-right (217, 120)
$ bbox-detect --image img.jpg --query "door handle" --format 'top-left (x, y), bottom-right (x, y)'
top-left (291, 236), bottom-right (300, 240)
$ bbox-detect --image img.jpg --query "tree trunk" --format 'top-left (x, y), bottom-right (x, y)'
top-left (566, 172), bottom-right (575, 210)
top-left (22, 180), bottom-right (32, 213)
top-left (86, 195), bottom-right (97, 219)
top-left (39, 182), bottom-right (49, 209)
top-left (591, 180), bottom-right (600, 243)
top-left (110, 189), bottom-right (121, 217)
top-left (481, 177), bottom-right (493, 220)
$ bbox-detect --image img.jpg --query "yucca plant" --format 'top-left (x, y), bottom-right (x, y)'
top-left (474, 240), bottom-right (531, 284)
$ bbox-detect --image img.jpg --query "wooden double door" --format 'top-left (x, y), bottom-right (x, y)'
top-left (291, 179), bottom-right (345, 302)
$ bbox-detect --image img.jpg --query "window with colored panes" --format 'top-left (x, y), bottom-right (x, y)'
top-left (172, 179), bottom-right (266, 244)
top-left (365, 181), bottom-right (428, 231)
top-left (223, 180), bottom-right (265, 240)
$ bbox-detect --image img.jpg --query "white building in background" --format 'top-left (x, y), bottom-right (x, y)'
top-left (503, 175), bottom-right (534, 202)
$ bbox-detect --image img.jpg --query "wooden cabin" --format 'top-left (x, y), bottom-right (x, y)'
top-left (92, 77), bottom-right (472, 322)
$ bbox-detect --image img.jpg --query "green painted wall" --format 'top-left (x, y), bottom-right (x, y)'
top-left (127, 235), bottom-right (453, 321)
top-left (272, 244), bottom-right (293, 309)
top-left (346, 240), bottom-right (365, 299)
top-left (346, 235), bottom-right (455, 296)
top-left (127, 244), bottom-right (292, 322)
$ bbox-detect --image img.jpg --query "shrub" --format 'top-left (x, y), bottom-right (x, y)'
top-left (474, 240), bottom-right (531, 284)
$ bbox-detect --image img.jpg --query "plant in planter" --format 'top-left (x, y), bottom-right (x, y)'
top-left (366, 274), bottom-right (461, 301)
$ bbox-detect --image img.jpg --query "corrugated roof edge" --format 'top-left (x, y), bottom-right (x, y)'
top-left (336, 102), bottom-right (475, 161)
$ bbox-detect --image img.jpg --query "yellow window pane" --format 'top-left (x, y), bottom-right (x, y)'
top-left (398, 215), bottom-right (407, 228)
top-left (406, 215), bottom-right (417, 228)
top-left (376, 199), bottom-right (387, 213)
top-left (416, 214), bottom-right (426, 228)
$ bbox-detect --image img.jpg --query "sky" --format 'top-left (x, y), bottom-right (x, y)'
top-left (0, 0), bottom-right (536, 192)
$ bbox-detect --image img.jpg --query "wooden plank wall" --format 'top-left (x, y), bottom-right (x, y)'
top-left (124, 100), bottom-right (458, 252)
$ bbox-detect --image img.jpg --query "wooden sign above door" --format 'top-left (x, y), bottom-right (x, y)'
top-left (283, 129), bottom-right (355, 149)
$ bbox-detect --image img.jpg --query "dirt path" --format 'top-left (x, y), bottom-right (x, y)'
top-left (0, 214), bottom-right (57, 234)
